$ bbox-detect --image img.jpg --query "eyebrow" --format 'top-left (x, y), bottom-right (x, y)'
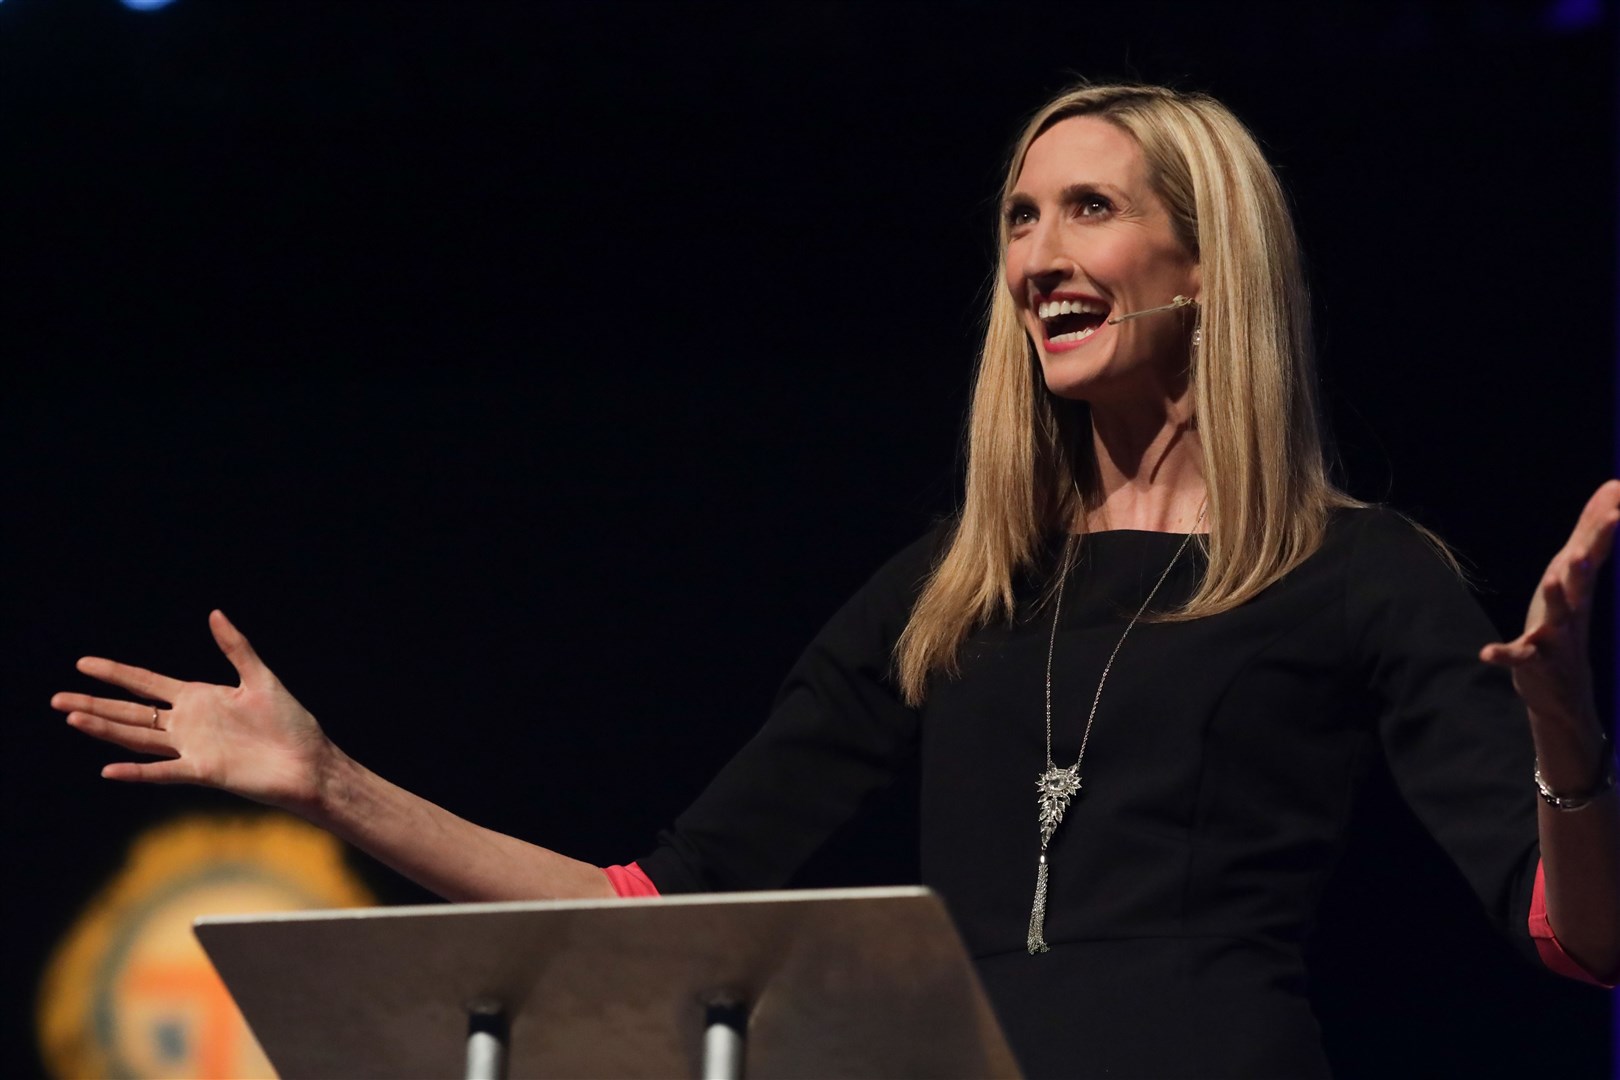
top-left (1003, 181), bottom-right (1129, 212)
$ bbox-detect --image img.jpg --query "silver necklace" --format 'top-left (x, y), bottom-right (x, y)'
top-left (1027, 516), bottom-right (1202, 955)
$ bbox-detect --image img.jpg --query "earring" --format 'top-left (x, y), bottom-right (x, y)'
top-left (1191, 326), bottom-right (1203, 348)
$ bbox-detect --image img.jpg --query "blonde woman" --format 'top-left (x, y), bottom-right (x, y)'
top-left (54, 84), bottom-right (1617, 1076)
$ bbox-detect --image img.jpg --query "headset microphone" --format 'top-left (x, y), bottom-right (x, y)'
top-left (1106, 295), bottom-right (1198, 324)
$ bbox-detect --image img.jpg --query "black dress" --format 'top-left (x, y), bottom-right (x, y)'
top-left (636, 508), bottom-right (1540, 1078)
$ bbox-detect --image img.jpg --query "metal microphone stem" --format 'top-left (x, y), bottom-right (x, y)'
top-left (1106, 295), bottom-right (1197, 324)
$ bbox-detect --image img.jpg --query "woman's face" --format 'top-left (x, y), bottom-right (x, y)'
top-left (1004, 115), bottom-right (1201, 404)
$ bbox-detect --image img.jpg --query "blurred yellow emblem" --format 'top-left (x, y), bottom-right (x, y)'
top-left (37, 813), bottom-right (374, 1079)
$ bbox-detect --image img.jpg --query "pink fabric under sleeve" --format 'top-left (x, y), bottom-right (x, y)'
top-left (602, 861), bottom-right (661, 898)
top-left (1528, 857), bottom-right (1615, 988)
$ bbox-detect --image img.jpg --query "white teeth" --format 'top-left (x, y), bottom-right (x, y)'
top-left (1049, 326), bottom-right (1098, 344)
top-left (1037, 298), bottom-right (1106, 319)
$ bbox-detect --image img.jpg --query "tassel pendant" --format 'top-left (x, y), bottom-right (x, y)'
top-left (1029, 765), bottom-right (1079, 955)
top-left (1026, 852), bottom-right (1051, 954)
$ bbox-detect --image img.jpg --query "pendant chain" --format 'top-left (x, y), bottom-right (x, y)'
top-left (1028, 509), bottom-right (1203, 954)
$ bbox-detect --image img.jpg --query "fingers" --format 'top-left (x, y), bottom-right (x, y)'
top-left (1536, 573), bottom-right (1574, 627)
top-left (63, 710), bottom-right (176, 758)
top-left (209, 610), bottom-right (269, 685)
top-left (51, 691), bottom-right (166, 728)
top-left (1567, 480), bottom-right (1620, 566)
top-left (1557, 548), bottom-right (1602, 613)
top-left (1486, 561), bottom-right (1590, 669)
top-left (1481, 639), bottom-right (1537, 667)
top-left (69, 611), bottom-right (263, 704)
top-left (74, 656), bottom-right (186, 702)
top-left (102, 759), bottom-right (193, 784)
top-left (1584, 509), bottom-right (1618, 565)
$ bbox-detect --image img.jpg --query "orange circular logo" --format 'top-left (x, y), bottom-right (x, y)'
top-left (37, 814), bottom-right (374, 1079)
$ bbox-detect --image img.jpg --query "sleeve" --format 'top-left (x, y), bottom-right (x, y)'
top-left (631, 528), bottom-right (943, 894)
top-left (602, 862), bottom-right (661, 897)
top-left (1528, 859), bottom-right (1617, 987)
top-left (1344, 510), bottom-right (1544, 966)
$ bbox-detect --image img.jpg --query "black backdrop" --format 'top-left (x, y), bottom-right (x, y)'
top-left (4, 1), bottom-right (1615, 1075)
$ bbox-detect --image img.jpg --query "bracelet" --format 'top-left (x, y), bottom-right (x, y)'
top-left (1534, 734), bottom-right (1616, 811)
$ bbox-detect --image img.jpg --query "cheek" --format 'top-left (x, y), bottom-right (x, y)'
top-left (1138, 243), bottom-right (1198, 291)
top-left (1085, 241), bottom-right (1145, 285)
top-left (1003, 257), bottom-right (1033, 313)
top-left (1002, 243), bottom-right (1023, 294)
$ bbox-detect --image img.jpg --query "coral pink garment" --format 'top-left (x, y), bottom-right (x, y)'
top-left (1529, 857), bottom-right (1615, 988)
top-left (602, 862), bottom-right (660, 898)
top-left (605, 858), bottom-right (1615, 988)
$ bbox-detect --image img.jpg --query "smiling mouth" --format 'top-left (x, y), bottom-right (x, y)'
top-left (1038, 297), bottom-right (1109, 345)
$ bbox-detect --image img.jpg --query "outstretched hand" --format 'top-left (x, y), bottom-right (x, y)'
top-left (1481, 479), bottom-right (1620, 726)
top-left (52, 610), bottom-right (333, 812)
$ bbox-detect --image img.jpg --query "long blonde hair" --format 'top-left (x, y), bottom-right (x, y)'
top-left (895, 83), bottom-right (1358, 705)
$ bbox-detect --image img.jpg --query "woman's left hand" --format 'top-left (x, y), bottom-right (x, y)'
top-left (1481, 479), bottom-right (1620, 725)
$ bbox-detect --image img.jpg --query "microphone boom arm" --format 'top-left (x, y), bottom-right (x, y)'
top-left (1106, 294), bottom-right (1197, 324)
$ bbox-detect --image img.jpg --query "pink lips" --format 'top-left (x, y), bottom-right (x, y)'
top-left (1033, 291), bottom-right (1110, 354)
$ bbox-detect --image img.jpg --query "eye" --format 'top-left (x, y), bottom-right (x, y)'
top-left (1077, 194), bottom-right (1113, 217)
top-left (1004, 202), bottom-right (1037, 231)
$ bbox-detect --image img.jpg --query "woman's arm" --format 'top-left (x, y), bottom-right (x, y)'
top-left (1482, 479), bottom-right (1620, 981)
top-left (52, 609), bottom-right (614, 903)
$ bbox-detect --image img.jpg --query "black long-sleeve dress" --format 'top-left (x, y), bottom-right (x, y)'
top-left (635, 508), bottom-right (1542, 1078)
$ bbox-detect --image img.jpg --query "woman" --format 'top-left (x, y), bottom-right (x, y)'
top-left (53, 84), bottom-right (1617, 1077)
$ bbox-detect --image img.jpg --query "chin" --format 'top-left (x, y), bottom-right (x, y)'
top-left (1038, 353), bottom-right (1110, 403)
top-left (1042, 380), bottom-right (1104, 405)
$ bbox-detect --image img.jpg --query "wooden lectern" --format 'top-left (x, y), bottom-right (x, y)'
top-left (195, 885), bottom-right (1021, 1079)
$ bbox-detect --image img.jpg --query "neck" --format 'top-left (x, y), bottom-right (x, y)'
top-left (1080, 398), bottom-right (1205, 533)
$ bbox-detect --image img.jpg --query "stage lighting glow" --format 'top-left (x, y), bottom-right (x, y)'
top-left (1544, 0), bottom-right (1602, 31)
top-left (120, 0), bottom-right (178, 10)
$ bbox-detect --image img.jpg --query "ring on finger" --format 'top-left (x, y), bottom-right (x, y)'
top-left (150, 707), bottom-right (163, 731)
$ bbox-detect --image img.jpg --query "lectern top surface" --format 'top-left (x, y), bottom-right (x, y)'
top-left (194, 883), bottom-right (934, 925)
top-left (196, 885), bottom-right (1020, 1080)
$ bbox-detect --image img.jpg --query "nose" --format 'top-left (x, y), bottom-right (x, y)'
top-left (1019, 218), bottom-right (1075, 295)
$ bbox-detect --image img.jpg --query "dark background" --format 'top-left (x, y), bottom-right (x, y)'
top-left (4, 0), bottom-right (1615, 1075)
